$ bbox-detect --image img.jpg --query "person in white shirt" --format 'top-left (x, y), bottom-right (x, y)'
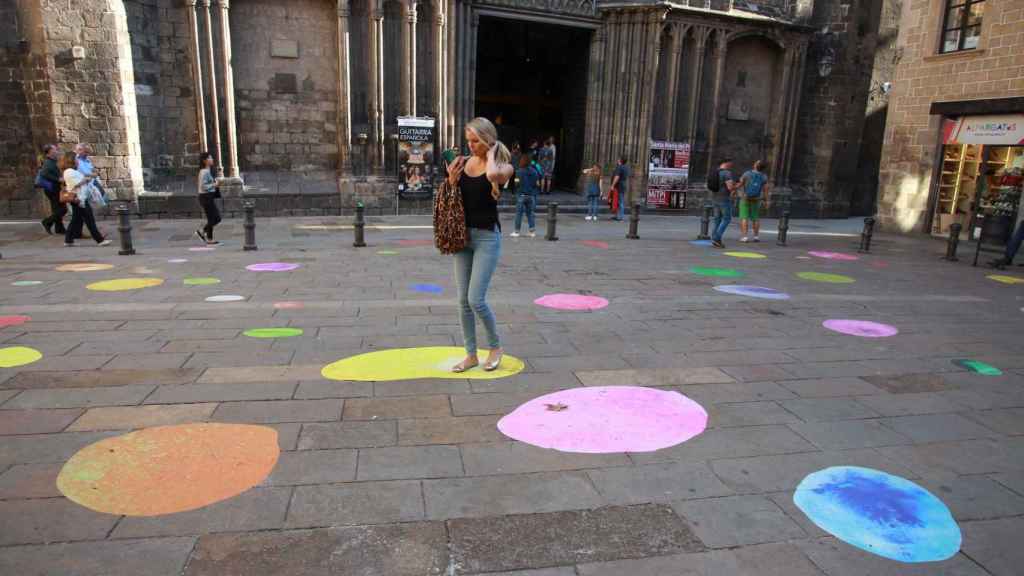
top-left (61, 151), bottom-right (110, 247)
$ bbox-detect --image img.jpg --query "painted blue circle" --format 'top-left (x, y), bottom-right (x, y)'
top-left (690, 240), bottom-right (713, 246)
top-left (411, 283), bottom-right (444, 294)
top-left (713, 285), bottom-right (790, 300)
top-left (794, 466), bottom-right (961, 563)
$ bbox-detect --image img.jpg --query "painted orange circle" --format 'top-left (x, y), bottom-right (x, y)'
top-left (56, 423), bottom-right (279, 517)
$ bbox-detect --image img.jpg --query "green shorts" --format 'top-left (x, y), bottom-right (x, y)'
top-left (739, 197), bottom-right (761, 220)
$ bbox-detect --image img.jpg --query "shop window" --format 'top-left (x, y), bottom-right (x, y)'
top-left (940, 0), bottom-right (984, 54)
top-left (932, 144), bottom-right (1023, 238)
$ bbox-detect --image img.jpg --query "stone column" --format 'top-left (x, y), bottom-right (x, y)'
top-left (583, 25), bottom-right (605, 166)
top-left (446, 0), bottom-right (457, 146)
top-left (400, 0), bottom-right (416, 116)
top-left (704, 31), bottom-right (727, 175)
top-left (601, 11), bottom-right (623, 167)
top-left (368, 2), bottom-right (385, 168)
top-left (635, 10), bottom-right (666, 201)
top-left (337, 1), bottom-right (352, 172)
top-left (434, 7), bottom-right (445, 150)
top-left (185, 0), bottom-right (207, 152)
top-left (621, 11), bottom-right (641, 166)
top-left (686, 28), bottom-right (707, 149)
top-left (783, 41), bottom-right (808, 184)
top-left (217, 0), bottom-right (240, 179)
top-left (662, 23), bottom-right (683, 141)
top-left (200, 0), bottom-right (222, 175)
top-left (770, 44), bottom-right (795, 184)
top-left (467, 11), bottom-right (479, 122)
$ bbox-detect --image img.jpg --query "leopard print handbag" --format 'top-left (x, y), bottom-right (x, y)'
top-left (433, 180), bottom-right (468, 254)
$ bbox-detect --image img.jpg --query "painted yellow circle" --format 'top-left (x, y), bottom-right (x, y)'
top-left (56, 263), bottom-right (115, 272)
top-left (87, 278), bottom-right (165, 291)
top-left (0, 346), bottom-right (43, 368)
top-left (322, 346), bottom-right (525, 381)
top-left (797, 272), bottom-right (855, 284)
top-left (57, 423), bottom-right (279, 517)
top-left (723, 251), bottom-right (767, 259)
top-left (988, 274), bottom-right (1024, 285)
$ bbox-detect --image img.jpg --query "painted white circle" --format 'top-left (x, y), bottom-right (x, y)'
top-left (205, 295), bottom-right (246, 302)
top-left (168, 258), bottom-right (188, 263)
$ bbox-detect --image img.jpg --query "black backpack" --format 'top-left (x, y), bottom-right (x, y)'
top-left (706, 167), bottom-right (720, 193)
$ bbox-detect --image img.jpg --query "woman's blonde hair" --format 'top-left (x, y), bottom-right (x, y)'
top-left (466, 117), bottom-right (511, 165)
top-left (58, 151), bottom-right (77, 172)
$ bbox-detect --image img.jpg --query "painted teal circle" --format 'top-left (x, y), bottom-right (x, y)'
top-left (794, 466), bottom-right (961, 563)
top-left (11, 281), bottom-right (43, 286)
top-left (411, 283), bottom-right (444, 294)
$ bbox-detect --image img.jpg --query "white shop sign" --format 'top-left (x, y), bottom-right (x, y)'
top-left (943, 114), bottom-right (1024, 145)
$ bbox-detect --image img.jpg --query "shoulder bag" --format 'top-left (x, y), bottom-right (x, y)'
top-left (433, 179), bottom-right (468, 255)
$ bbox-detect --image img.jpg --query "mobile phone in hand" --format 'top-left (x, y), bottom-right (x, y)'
top-left (442, 148), bottom-right (458, 166)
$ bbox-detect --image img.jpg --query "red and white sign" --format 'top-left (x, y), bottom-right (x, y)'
top-left (943, 114), bottom-right (1024, 145)
top-left (646, 188), bottom-right (669, 206)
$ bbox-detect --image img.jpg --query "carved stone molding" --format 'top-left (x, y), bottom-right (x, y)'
top-left (472, 0), bottom-right (597, 17)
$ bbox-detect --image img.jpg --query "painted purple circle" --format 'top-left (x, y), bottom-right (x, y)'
top-left (714, 285), bottom-right (791, 300)
top-left (809, 251), bottom-right (860, 261)
top-left (534, 293), bottom-right (609, 311)
top-left (246, 262), bottom-right (300, 272)
top-left (498, 386), bottom-right (708, 453)
top-left (189, 246), bottom-right (215, 252)
top-left (823, 319), bottom-right (898, 338)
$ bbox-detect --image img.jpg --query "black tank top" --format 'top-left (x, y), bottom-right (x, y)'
top-left (460, 172), bottom-right (500, 231)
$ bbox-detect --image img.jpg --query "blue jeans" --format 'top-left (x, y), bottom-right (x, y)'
top-left (587, 196), bottom-right (599, 218)
top-left (712, 199), bottom-right (733, 242)
top-left (514, 194), bottom-right (536, 232)
top-left (454, 226), bottom-right (501, 355)
top-left (616, 191), bottom-right (626, 220)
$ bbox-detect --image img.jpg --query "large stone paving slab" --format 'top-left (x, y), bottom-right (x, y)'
top-left (0, 498), bottom-right (120, 546)
top-left (184, 523), bottom-right (449, 576)
top-left (448, 505), bottom-right (704, 574)
top-left (0, 537), bottom-right (197, 576)
top-left (285, 480), bottom-right (424, 528)
top-left (424, 472), bottom-right (604, 519)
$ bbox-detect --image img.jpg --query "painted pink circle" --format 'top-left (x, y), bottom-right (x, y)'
top-left (274, 301), bottom-right (305, 310)
top-left (808, 251), bottom-right (860, 261)
top-left (534, 294), bottom-right (609, 311)
top-left (0, 315), bottom-right (31, 328)
top-left (823, 319), bottom-right (898, 338)
top-left (581, 240), bottom-right (609, 249)
top-left (246, 263), bottom-right (300, 272)
top-left (498, 386), bottom-right (708, 453)
top-left (397, 239), bottom-right (433, 247)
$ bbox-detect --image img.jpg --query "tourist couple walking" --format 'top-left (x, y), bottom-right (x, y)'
top-left (707, 158), bottom-right (771, 248)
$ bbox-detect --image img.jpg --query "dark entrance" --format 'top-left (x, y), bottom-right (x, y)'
top-left (474, 16), bottom-right (591, 191)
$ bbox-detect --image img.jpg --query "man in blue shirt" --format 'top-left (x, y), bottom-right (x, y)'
top-left (710, 159), bottom-right (738, 248)
top-left (75, 143), bottom-right (107, 197)
top-left (511, 153), bottom-right (541, 237)
top-left (610, 156), bottom-right (630, 221)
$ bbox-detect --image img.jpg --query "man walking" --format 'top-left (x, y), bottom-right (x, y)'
top-left (989, 219), bottom-right (1024, 269)
top-left (610, 156), bottom-right (630, 221)
top-left (738, 160), bottom-right (770, 242)
top-left (709, 158), bottom-right (738, 248)
top-left (37, 144), bottom-right (66, 234)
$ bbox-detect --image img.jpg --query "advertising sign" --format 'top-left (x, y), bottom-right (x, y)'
top-left (398, 116), bottom-right (437, 199)
top-left (942, 114), bottom-right (1024, 145)
top-left (647, 140), bottom-right (690, 208)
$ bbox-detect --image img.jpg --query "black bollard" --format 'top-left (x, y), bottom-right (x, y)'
top-left (777, 209), bottom-right (790, 247)
top-left (353, 202), bottom-right (366, 247)
top-left (944, 222), bottom-right (962, 262)
top-left (858, 217), bottom-right (876, 253)
top-left (243, 200), bottom-right (258, 251)
top-left (698, 202), bottom-right (712, 240)
top-left (545, 202), bottom-right (558, 241)
top-left (627, 202), bottom-right (640, 239)
top-left (116, 202), bottom-right (135, 255)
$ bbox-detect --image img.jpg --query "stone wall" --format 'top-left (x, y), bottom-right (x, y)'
top-left (877, 0), bottom-right (1024, 232)
top-left (787, 0), bottom-right (881, 217)
top-left (0, 3), bottom-right (39, 217)
top-left (230, 0), bottom-right (339, 172)
top-left (125, 0), bottom-right (200, 176)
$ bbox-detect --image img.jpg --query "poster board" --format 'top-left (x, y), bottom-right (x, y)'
top-left (397, 116), bottom-right (437, 199)
top-left (647, 140), bottom-right (690, 208)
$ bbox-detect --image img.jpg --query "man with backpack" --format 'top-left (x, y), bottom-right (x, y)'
top-left (738, 160), bottom-right (770, 242)
top-left (707, 158), bottom-right (738, 248)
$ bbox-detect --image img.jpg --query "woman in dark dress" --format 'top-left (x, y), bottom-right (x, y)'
top-left (446, 117), bottom-right (514, 373)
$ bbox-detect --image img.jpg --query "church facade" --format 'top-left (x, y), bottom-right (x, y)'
top-left (2, 0), bottom-right (890, 218)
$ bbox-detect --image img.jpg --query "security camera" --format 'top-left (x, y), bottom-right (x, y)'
top-left (881, 82), bottom-right (892, 94)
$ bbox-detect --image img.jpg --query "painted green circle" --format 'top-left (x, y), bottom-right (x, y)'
top-left (243, 327), bottom-right (304, 339)
top-left (377, 250), bottom-right (399, 255)
top-left (796, 272), bottom-right (855, 284)
top-left (954, 359), bottom-right (1002, 376)
top-left (690, 266), bottom-right (744, 278)
top-left (184, 277), bottom-right (221, 286)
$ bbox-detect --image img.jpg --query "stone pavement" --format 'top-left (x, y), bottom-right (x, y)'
top-left (0, 212), bottom-right (1023, 575)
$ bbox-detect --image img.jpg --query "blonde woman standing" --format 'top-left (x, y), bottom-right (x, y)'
top-left (446, 117), bottom-right (514, 373)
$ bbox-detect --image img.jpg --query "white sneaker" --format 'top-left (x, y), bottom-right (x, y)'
top-left (98, 239), bottom-right (112, 246)
top-left (510, 231), bottom-right (520, 237)
top-left (753, 236), bottom-right (760, 242)
top-left (740, 237), bottom-right (749, 243)
top-left (528, 230), bottom-right (536, 238)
